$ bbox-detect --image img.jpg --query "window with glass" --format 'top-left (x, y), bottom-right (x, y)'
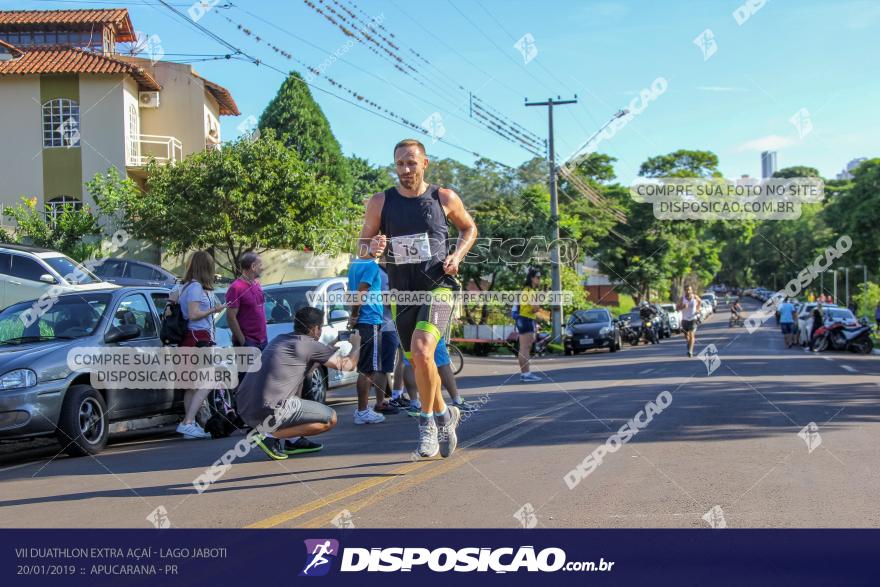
top-left (110, 294), bottom-right (157, 338)
top-left (42, 99), bottom-right (80, 148)
top-left (46, 196), bottom-right (83, 223)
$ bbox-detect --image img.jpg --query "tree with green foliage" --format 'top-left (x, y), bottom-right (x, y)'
top-left (823, 158), bottom-right (880, 277)
top-left (259, 71), bottom-right (352, 197)
top-left (91, 132), bottom-right (357, 275)
top-left (348, 155), bottom-right (393, 205)
top-left (3, 197), bottom-right (102, 261)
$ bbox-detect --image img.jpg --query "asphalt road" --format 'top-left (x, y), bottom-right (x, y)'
top-left (2, 298), bottom-right (879, 529)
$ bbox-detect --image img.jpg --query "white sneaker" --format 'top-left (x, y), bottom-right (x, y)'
top-left (354, 409), bottom-right (386, 425)
top-left (520, 372), bottom-right (542, 382)
top-left (177, 422), bottom-right (211, 439)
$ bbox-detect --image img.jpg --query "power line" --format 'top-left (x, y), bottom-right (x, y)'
top-left (153, 0), bottom-right (515, 167)
top-left (223, 4), bottom-right (543, 160)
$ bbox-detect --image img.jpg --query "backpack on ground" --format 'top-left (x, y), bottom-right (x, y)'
top-left (203, 388), bottom-right (245, 439)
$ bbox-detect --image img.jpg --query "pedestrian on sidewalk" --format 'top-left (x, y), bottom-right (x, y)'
top-left (170, 250), bottom-right (226, 439)
top-left (516, 268), bottom-right (543, 382)
top-left (347, 257), bottom-right (397, 424)
top-left (777, 297), bottom-right (798, 348)
top-left (677, 284), bottom-right (702, 357)
top-left (225, 251), bottom-right (268, 351)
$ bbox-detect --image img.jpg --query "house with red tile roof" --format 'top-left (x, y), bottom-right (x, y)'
top-left (0, 8), bottom-right (238, 224)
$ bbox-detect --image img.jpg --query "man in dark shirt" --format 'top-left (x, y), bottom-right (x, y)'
top-left (236, 307), bottom-right (360, 460)
top-left (808, 303), bottom-right (824, 351)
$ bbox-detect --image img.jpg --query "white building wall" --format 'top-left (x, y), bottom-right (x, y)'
top-left (0, 75), bottom-right (42, 221)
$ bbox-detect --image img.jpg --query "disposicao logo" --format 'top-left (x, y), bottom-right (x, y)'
top-left (300, 539), bottom-right (339, 577)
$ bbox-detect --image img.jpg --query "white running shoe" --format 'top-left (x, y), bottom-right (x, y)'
top-left (438, 406), bottom-right (460, 458)
top-left (417, 421), bottom-right (439, 458)
top-left (177, 422), bottom-right (211, 439)
top-left (520, 372), bottom-right (542, 382)
top-left (354, 409), bottom-right (386, 425)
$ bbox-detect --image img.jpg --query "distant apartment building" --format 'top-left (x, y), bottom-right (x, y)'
top-left (836, 157), bottom-right (867, 180)
top-left (0, 8), bottom-right (239, 221)
top-left (760, 151), bottom-right (777, 178)
top-left (736, 174), bottom-right (759, 187)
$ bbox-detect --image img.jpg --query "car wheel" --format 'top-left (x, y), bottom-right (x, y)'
top-left (302, 367), bottom-right (328, 404)
top-left (564, 347), bottom-right (573, 356)
top-left (57, 384), bottom-right (109, 457)
top-left (609, 340), bottom-right (617, 352)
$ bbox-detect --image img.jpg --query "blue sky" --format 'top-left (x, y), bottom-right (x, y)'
top-left (13, 0), bottom-right (879, 183)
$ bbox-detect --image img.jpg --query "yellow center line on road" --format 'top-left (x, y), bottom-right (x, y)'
top-left (244, 399), bottom-right (579, 529)
top-left (298, 401), bottom-right (576, 529)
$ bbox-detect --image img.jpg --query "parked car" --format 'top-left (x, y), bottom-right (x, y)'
top-left (797, 302), bottom-right (839, 346)
top-left (84, 257), bottom-right (178, 288)
top-left (563, 308), bottom-right (622, 355)
top-left (660, 303), bottom-right (681, 332)
top-left (0, 287), bottom-right (184, 456)
top-left (214, 277), bottom-right (357, 402)
top-left (701, 293), bottom-right (717, 313)
top-left (0, 244), bottom-right (113, 310)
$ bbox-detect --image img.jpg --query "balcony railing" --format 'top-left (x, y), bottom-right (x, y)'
top-left (126, 134), bottom-right (183, 167)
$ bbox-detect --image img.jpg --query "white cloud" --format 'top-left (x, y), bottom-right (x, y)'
top-left (697, 86), bottom-right (749, 92)
top-left (737, 135), bottom-right (796, 152)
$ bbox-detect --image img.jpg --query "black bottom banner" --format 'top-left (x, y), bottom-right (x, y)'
top-left (2, 529), bottom-right (877, 586)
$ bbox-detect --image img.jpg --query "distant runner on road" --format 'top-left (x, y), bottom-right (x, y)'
top-left (677, 284), bottom-right (702, 357)
top-left (357, 138), bottom-right (478, 459)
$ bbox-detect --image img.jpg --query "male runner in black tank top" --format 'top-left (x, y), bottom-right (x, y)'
top-left (358, 139), bottom-right (478, 459)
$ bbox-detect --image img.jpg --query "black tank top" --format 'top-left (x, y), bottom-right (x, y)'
top-left (379, 184), bottom-right (458, 292)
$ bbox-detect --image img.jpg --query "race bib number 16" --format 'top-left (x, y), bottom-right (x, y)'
top-left (391, 233), bottom-right (432, 264)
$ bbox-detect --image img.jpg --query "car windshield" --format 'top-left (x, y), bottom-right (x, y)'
top-left (42, 256), bottom-right (101, 284)
top-left (623, 311), bottom-right (641, 321)
top-left (571, 310), bottom-right (608, 324)
top-left (0, 293), bottom-right (111, 343)
top-left (216, 286), bottom-right (313, 328)
top-left (825, 309), bottom-right (855, 322)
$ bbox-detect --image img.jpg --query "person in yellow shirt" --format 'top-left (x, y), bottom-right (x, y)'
top-left (516, 269), bottom-right (543, 382)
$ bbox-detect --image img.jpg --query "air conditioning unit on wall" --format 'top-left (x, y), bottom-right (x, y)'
top-left (139, 91), bottom-right (160, 108)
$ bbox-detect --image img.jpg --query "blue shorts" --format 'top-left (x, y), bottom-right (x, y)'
top-left (381, 330), bottom-right (399, 373)
top-left (780, 322), bottom-right (794, 334)
top-left (402, 337), bottom-right (451, 368)
top-left (516, 317), bottom-right (536, 334)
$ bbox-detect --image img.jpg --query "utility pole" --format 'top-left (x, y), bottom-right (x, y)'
top-left (525, 96), bottom-right (578, 342)
top-left (844, 267), bottom-right (850, 308)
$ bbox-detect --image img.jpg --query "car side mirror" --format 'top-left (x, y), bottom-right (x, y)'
top-left (329, 309), bottom-right (350, 323)
top-left (39, 274), bottom-right (57, 284)
top-left (105, 323), bottom-right (141, 344)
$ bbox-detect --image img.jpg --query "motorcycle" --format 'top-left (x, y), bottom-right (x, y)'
top-left (811, 320), bottom-right (873, 354)
top-left (619, 316), bottom-right (640, 346)
top-left (641, 317), bottom-right (659, 344)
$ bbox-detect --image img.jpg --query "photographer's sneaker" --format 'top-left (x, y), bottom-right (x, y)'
top-left (520, 372), bottom-right (542, 382)
top-left (438, 406), bottom-right (460, 458)
top-left (417, 422), bottom-right (439, 458)
top-left (354, 409), bottom-right (386, 425)
top-left (252, 434), bottom-right (288, 460)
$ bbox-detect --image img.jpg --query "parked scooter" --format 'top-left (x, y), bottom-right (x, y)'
top-left (811, 319), bottom-right (873, 354)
